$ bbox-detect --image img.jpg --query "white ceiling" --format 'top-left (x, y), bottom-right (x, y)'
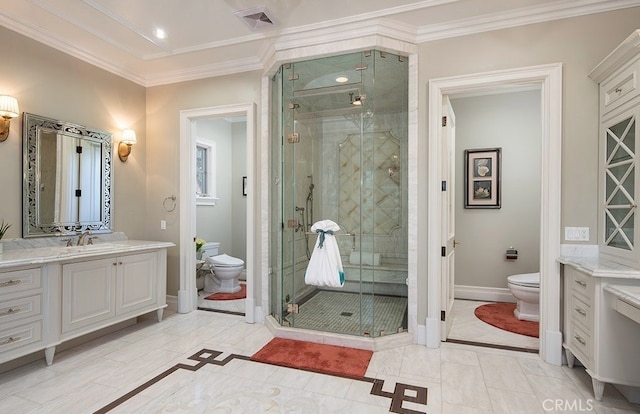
top-left (1, 0), bottom-right (638, 86)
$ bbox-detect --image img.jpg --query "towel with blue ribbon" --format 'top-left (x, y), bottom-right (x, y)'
top-left (305, 220), bottom-right (345, 287)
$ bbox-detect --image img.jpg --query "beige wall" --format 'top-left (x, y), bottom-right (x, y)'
top-left (145, 73), bottom-right (261, 295)
top-left (452, 91), bottom-right (541, 289)
top-left (0, 26), bottom-right (146, 241)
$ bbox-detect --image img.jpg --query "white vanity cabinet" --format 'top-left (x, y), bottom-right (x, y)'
top-left (561, 263), bottom-right (640, 402)
top-left (62, 257), bottom-right (116, 334)
top-left (0, 267), bottom-right (44, 364)
top-left (61, 251), bottom-right (161, 337)
top-left (0, 241), bottom-right (171, 367)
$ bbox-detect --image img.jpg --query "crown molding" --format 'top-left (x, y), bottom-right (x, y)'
top-left (273, 18), bottom-right (417, 54)
top-left (589, 29), bottom-right (640, 82)
top-left (139, 0), bottom-right (640, 86)
top-left (416, 0), bottom-right (640, 42)
top-left (0, 9), bottom-right (147, 86)
top-left (143, 57), bottom-right (264, 87)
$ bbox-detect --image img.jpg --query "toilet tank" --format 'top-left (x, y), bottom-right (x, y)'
top-left (200, 242), bottom-right (220, 260)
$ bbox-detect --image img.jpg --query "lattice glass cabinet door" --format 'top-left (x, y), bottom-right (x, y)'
top-left (603, 113), bottom-right (637, 252)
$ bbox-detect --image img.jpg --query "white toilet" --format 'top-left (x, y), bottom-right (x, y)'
top-left (507, 272), bottom-right (540, 322)
top-left (200, 242), bottom-right (244, 294)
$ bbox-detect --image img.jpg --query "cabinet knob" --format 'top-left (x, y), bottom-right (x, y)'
top-left (113, 262), bottom-right (117, 266)
top-left (0, 279), bottom-right (22, 288)
top-left (118, 262), bottom-right (123, 265)
top-left (574, 335), bottom-right (586, 346)
top-left (0, 336), bottom-right (20, 346)
top-left (0, 307), bottom-right (22, 317)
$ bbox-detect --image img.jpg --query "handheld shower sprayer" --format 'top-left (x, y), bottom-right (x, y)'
top-left (307, 183), bottom-right (314, 201)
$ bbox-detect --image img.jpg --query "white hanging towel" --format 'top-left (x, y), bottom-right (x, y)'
top-left (305, 220), bottom-right (345, 287)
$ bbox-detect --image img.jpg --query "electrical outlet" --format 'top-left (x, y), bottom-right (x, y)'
top-left (565, 227), bottom-right (589, 241)
top-left (160, 220), bottom-right (167, 230)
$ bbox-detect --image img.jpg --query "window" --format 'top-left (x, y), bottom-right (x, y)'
top-left (196, 140), bottom-right (217, 205)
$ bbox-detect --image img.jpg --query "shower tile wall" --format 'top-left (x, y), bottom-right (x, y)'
top-left (317, 112), bottom-right (408, 264)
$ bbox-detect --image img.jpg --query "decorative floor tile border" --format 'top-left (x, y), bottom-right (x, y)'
top-left (94, 348), bottom-right (428, 414)
top-left (446, 338), bottom-right (539, 354)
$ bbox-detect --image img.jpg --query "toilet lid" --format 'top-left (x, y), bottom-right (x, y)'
top-left (508, 272), bottom-right (540, 287)
top-left (210, 254), bottom-right (244, 266)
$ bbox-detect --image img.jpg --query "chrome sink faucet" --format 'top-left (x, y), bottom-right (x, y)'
top-left (77, 230), bottom-right (92, 246)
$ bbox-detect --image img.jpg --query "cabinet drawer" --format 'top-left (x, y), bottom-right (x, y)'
top-left (570, 271), bottom-right (594, 303)
top-left (0, 320), bottom-right (43, 354)
top-left (0, 268), bottom-right (42, 296)
top-left (0, 295), bottom-right (42, 325)
top-left (601, 57), bottom-right (640, 116)
top-left (569, 322), bottom-right (593, 366)
top-left (569, 294), bottom-right (593, 331)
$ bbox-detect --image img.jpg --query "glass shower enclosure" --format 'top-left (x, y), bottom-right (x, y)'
top-left (270, 50), bottom-right (409, 338)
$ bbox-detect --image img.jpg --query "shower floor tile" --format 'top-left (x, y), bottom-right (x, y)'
top-left (286, 290), bottom-right (407, 337)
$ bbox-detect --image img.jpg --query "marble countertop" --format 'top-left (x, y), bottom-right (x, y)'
top-left (605, 284), bottom-right (640, 309)
top-left (559, 255), bottom-right (640, 279)
top-left (0, 239), bottom-right (175, 270)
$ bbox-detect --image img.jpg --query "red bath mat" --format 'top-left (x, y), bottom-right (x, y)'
top-left (204, 284), bottom-right (246, 301)
top-left (251, 337), bottom-right (373, 379)
top-left (474, 302), bottom-right (539, 338)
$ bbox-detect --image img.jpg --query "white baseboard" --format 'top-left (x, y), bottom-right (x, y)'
top-left (455, 285), bottom-right (516, 303)
top-left (425, 317), bottom-right (440, 348)
top-left (542, 329), bottom-right (563, 366)
top-left (177, 289), bottom-right (191, 313)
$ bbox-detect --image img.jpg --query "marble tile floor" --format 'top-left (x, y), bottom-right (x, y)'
top-left (1, 310), bottom-right (639, 413)
top-left (448, 299), bottom-right (540, 351)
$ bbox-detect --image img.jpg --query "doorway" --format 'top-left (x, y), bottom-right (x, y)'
top-left (178, 103), bottom-right (256, 323)
top-left (193, 116), bottom-right (248, 314)
top-left (447, 89), bottom-right (542, 351)
top-left (427, 64), bottom-right (563, 365)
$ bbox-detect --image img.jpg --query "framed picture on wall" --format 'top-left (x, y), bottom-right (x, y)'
top-left (242, 176), bottom-right (247, 197)
top-left (464, 148), bottom-right (501, 209)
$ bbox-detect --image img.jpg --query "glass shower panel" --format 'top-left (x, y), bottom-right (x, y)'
top-left (271, 50), bottom-right (409, 338)
top-left (270, 66), bottom-right (285, 323)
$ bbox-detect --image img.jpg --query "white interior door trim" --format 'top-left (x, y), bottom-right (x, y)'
top-left (178, 103), bottom-right (256, 323)
top-left (427, 63), bottom-right (563, 365)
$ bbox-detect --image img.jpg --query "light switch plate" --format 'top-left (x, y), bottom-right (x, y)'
top-left (565, 227), bottom-right (589, 241)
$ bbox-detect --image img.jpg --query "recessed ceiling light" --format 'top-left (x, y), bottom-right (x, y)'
top-left (155, 28), bottom-right (166, 39)
top-left (336, 76), bottom-right (349, 83)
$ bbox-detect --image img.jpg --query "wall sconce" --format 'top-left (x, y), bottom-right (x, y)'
top-left (118, 129), bottom-right (136, 162)
top-left (0, 95), bottom-right (19, 142)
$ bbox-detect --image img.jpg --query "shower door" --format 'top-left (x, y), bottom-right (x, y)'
top-left (271, 50), bottom-right (408, 337)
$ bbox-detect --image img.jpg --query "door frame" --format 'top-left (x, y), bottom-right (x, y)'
top-left (177, 103), bottom-right (256, 323)
top-left (427, 63), bottom-right (563, 365)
